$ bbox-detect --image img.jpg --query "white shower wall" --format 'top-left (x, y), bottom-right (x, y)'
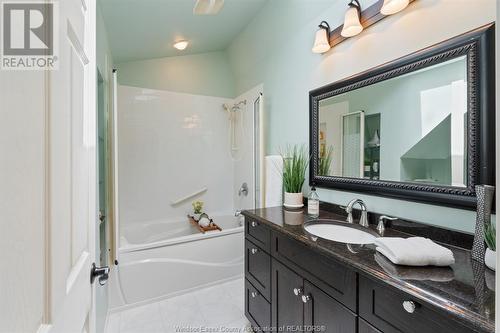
top-left (118, 85), bottom-right (236, 231)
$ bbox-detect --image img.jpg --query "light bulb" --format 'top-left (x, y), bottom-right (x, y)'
top-left (341, 5), bottom-right (363, 38)
top-left (381, 0), bottom-right (409, 15)
top-left (173, 40), bottom-right (189, 50)
top-left (312, 28), bottom-right (331, 54)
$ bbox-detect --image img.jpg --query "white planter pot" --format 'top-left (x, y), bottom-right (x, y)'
top-left (284, 192), bottom-right (303, 208)
top-left (284, 209), bottom-right (303, 225)
top-left (485, 248), bottom-right (496, 271)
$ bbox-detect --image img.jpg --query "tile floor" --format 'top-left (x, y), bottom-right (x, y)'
top-left (105, 278), bottom-right (250, 333)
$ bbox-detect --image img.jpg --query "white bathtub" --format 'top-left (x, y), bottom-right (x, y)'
top-left (110, 215), bottom-right (244, 309)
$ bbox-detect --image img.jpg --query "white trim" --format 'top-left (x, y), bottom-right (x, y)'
top-left (112, 70), bottom-right (120, 264)
top-left (43, 36), bottom-right (51, 326)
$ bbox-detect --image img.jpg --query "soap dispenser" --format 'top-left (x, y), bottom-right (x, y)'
top-left (308, 187), bottom-right (320, 217)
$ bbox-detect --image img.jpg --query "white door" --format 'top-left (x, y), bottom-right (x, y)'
top-left (47, 0), bottom-right (98, 332)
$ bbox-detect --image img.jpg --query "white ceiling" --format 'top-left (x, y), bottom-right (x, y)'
top-left (99, 0), bottom-right (269, 63)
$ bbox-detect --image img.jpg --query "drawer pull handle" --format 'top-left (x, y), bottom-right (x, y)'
top-left (251, 291), bottom-right (258, 298)
top-left (403, 301), bottom-right (416, 313)
top-left (251, 221), bottom-right (258, 227)
top-left (301, 295), bottom-right (311, 303)
top-left (251, 248), bottom-right (258, 255)
top-left (293, 288), bottom-right (303, 296)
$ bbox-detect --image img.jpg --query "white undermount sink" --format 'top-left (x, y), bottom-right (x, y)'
top-left (303, 220), bottom-right (378, 245)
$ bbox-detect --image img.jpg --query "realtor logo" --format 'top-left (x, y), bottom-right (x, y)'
top-left (1, 1), bottom-right (58, 70)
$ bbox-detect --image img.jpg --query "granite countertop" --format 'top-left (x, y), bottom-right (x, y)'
top-left (242, 206), bottom-right (495, 333)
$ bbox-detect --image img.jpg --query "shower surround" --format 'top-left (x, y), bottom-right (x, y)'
top-left (109, 85), bottom-right (260, 310)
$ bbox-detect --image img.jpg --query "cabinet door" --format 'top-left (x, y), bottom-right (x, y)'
top-left (245, 239), bottom-right (271, 301)
top-left (272, 259), bottom-right (304, 331)
top-left (303, 281), bottom-right (357, 333)
top-left (245, 279), bottom-right (271, 332)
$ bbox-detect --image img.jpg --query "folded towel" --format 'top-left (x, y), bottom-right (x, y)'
top-left (374, 253), bottom-right (454, 282)
top-left (374, 237), bottom-right (455, 267)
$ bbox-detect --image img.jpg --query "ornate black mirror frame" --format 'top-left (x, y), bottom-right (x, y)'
top-left (309, 24), bottom-right (495, 210)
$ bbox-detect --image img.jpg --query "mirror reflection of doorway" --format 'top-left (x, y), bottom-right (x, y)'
top-left (341, 111), bottom-right (365, 178)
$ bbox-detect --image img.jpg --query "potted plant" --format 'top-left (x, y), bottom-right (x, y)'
top-left (318, 145), bottom-right (333, 176)
top-left (485, 223), bottom-right (496, 271)
top-left (280, 144), bottom-right (309, 208)
top-left (192, 200), bottom-right (204, 221)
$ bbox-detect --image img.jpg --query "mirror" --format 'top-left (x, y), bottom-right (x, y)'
top-left (310, 25), bottom-right (495, 209)
top-left (318, 56), bottom-right (467, 187)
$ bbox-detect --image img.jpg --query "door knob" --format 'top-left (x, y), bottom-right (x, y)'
top-left (402, 300), bottom-right (416, 313)
top-left (293, 287), bottom-right (303, 296)
top-left (251, 221), bottom-right (258, 227)
top-left (251, 248), bottom-right (258, 255)
top-left (301, 295), bottom-right (311, 303)
top-left (90, 263), bottom-right (110, 286)
top-left (251, 291), bottom-right (258, 298)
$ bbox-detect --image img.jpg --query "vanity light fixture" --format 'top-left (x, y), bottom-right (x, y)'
top-left (311, 0), bottom-right (415, 53)
top-left (380, 0), bottom-right (410, 15)
top-left (312, 21), bottom-right (331, 54)
top-left (341, 0), bottom-right (363, 38)
top-left (173, 40), bottom-right (189, 50)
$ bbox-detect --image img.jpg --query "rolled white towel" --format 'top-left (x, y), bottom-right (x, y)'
top-left (198, 217), bottom-right (211, 228)
top-left (374, 237), bottom-right (455, 267)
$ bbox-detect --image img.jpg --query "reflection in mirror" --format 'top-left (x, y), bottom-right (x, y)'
top-left (318, 56), bottom-right (467, 187)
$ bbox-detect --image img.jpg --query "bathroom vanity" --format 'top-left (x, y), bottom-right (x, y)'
top-left (242, 207), bottom-right (494, 333)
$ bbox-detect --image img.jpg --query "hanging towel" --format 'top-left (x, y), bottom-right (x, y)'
top-left (265, 155), bottom-right (283, 207)
top-left (374, 237), bottom-right (455, 267)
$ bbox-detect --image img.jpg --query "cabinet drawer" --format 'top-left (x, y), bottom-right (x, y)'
top-left (359, 275), bottom-right (475, 333)
top-left (245, 279), bottom-right (271, 332)
top-left (272, 232), bottom-right (357, 311)
top-left (359, 318), bottom-right (382, 333)
top-left (245, 239), bottom-right (271, 301)
top-left (245, 217), bottom-right (271, 252)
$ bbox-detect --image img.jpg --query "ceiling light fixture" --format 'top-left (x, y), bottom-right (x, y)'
top-left (380, 0), bottom-right (409, 15)
top-left (341, 0), bottom-right (363, 38)
top-left (312, 21), bottom-right (331, 54)
top-left (173, 40), bottom-right (189, 50)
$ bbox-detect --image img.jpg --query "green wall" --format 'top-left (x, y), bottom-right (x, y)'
top-left (116, 51), bottom-right (236, 98)
top-left (226, 0), bottom-right (496, 233)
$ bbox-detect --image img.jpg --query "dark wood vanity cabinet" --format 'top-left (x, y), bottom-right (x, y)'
top-left (359, 276), bottom-right (474, 333)
top-left (303, 280), bottom-right (357, 332)
top-left (244, 216), bottom-right (479, 333)
top-left (272, 259), bottom-right (356, 333)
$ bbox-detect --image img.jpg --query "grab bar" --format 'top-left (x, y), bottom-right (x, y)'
top-left (171, 187), bottom-right (207, 206)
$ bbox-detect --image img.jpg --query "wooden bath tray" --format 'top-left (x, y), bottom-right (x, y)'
top-left (187, 215), bottom-right (222, 233)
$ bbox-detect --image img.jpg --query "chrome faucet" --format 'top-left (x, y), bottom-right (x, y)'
top-left (376, 215), bottom-right (398, 235)
top-left (345, 199), bottom-right (369, 228)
